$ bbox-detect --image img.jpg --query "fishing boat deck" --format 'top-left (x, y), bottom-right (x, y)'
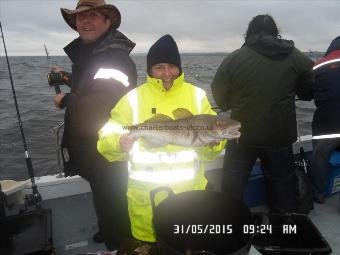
top-left (34, 171), bottom-right (339, 255)
top-left (2, 134), bottom-right (339, 254)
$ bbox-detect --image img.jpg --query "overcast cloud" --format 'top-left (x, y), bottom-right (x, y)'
top-left (0, 0), bottom-right (339, 56)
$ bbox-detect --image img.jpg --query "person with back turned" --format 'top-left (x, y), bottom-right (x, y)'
top-left (310, 36), bottom-right (340, 204)
top-left (52, 0), bottom-right (137, 249)
top-left (211, 14), bottom-right (314, 213)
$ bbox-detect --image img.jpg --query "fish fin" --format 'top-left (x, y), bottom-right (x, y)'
top-left (144, 114), bottom-right (173, 123)
top-left (172, 108), bottom-right (193, 119)
top-left (142, 138), bottom-right (168, 148)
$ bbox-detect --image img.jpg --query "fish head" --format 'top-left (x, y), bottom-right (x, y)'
top-left (210, 116), bottom-right (241, 140)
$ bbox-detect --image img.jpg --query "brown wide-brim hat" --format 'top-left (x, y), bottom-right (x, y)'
top-left (61, 0), bottom-right (121, 31)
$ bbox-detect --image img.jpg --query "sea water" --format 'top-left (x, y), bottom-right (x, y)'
top-left (0, 55), bottom-right (315, 180)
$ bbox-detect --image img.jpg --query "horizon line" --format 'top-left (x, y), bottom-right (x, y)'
top-left (0, 51), bottom-right (325, 57)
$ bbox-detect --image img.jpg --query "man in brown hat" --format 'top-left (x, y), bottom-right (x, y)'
top-left (52, 0), bottom-right (137, 250)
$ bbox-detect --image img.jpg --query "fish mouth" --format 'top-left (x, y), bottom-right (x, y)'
top-left (211, 127), bottom-right (241, 140)
top-left (223, 125), bottom-right (241, 139)
top-left (227, 130), bottom-right (241, 139)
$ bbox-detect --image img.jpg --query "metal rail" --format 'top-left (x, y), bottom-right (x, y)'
top-left (51, 121), bottom-right (64, 177)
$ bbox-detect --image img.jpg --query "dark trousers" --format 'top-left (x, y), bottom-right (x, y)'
top-left (222, 141), bottom-right (296, 212)
top-left (310, 138), bottom-right (340, 196)
top-left (70, 146), bottom-right (131, 250)
top-left (88, 156), bottom-right (131, 250)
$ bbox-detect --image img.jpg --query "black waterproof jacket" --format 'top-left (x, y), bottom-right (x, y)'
top-left (312, 36), bottom-right (340, 136)
top-left (61, 28), bottom-right (137, 177)
top-left (211, 34), bottom-right (314, 147)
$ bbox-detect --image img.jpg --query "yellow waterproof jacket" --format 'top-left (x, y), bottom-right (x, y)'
top-left (97, 73), bottom-right (226, 242)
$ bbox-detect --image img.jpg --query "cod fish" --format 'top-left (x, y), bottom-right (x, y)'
top-left (128, 108), bottom-right (241, 147)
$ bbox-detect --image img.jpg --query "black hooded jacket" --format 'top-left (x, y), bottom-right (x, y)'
top-left (211, 34), bottom-right (314, 147)
top-left (61, 28), bottom-right (137, 176)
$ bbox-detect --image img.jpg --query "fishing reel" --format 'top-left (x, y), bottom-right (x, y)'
top-left (47, 70), bottom-right (71, 94)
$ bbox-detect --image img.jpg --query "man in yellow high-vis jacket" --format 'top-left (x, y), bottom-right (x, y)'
top-left (97, 34), bottom-right (225, 242)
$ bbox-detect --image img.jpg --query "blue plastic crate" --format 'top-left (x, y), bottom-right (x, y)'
top-left (326, 151), bottom-right (340, 196)
top-left (243, 151), bottom-right (340, 206)
top-left (326, 168), bottom-right (340, 196)
top-left (329, 150), bottom-right (340, 168)
top-left (243, 162), bottom-right (266, 207)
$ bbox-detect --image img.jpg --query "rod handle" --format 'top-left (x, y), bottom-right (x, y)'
top-left (55, 85), bottom-right (61, 94)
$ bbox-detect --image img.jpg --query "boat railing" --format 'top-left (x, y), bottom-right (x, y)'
top-left (50, 121), bottom-right (64, 178)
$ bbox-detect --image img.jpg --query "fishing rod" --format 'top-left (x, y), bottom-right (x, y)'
top-left (44, 44), bottom-right (49, 59)
top-left (44, 44), bottom-right (62, 176)
top-left (45, 45), bottom-right (62, 94)
top-left (0, 21), bottom-right (41, 207)
top-left (294, 97), bottom-right (309, 174)
top-left (44, 45), bottom-right (69, 177)
top-left (296, 122), bottom-right (308, 173)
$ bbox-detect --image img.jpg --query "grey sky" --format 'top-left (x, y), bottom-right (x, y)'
top-left (0, 0), bottom-right (339, 56)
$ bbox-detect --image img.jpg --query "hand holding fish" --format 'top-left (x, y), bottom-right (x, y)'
top-left (120, 134), bottom-right (137, 152)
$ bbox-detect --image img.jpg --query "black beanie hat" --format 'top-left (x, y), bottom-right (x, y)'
top-left (147, 34), bottom-right (182, 75)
